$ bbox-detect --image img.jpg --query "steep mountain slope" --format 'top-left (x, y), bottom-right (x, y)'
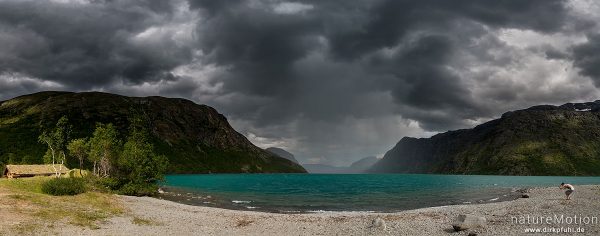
top-left (370, 101), bottom-right (600, 176)
top-left (0, 91), bottom-right (306, 174)
top-left (349, 156), bottom-right (379, 172)
top-left (266, 147), bottom-right (299, 164)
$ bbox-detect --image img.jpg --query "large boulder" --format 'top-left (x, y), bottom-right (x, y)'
top-left (452, 214), bottom-right (486, 231)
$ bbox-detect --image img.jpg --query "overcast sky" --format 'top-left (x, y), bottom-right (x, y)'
top-left (2, 0), bottom-right (600, 166)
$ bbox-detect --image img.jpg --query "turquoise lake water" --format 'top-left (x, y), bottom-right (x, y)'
top-left (160, 174), bottom-right (600, 213)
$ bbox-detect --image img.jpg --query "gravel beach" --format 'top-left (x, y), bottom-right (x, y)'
top-left (55, 185), bottom-right (600, 236)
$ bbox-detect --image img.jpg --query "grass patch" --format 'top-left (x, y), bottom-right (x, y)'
top-left (1, 177), bottom-right (46, 193)
top-left (0, 116), bottom-right (23, 126)
top-left (132, 216), bottom-right (157, 226)
top-left (0, 177), bottom-right (125, 230)
top-left (7, 194), bottom-right (33, 200)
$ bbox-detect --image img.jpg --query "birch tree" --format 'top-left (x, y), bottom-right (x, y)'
top-left (38, 116), bottom-right (72, 177)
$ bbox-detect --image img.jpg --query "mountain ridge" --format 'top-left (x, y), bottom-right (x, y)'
top-left (0, 91), bottom-right (306, 174)
top-left (369, 101), bottom-right (600, 175)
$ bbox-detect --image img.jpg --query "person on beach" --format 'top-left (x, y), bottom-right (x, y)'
top-left (559, 183), bottom-right (575, 200)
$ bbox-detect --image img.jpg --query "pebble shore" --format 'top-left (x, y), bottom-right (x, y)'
top-left (61, 185), bottom-right (600, 235)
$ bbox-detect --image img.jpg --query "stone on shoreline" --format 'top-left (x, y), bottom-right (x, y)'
top-left (452, 214), bottom-right (486, 231)
top-left (372, 218), bottom-right (386, 230)
top-left (521, 193), bottom-right (530, 198)
top-left (515, 188), bottom-right (530, 193)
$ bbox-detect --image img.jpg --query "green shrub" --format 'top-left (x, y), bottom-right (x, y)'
top-left (118, 182), bottom-right (159, 196)
top-left (79, 176), bottom-right (118, 193)
top-left (96, 177), bottom-right (123, 191)
top-left (41, 177), bottom-right (86, 196)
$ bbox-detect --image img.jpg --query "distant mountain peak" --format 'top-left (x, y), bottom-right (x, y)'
top-left (302, 156), bottom-right (379, 174)
top-left (349, 156), bottom-right (379, 170)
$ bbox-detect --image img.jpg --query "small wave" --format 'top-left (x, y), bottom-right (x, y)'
top-left (307, 210), bottom-right (337, 213)
top-left (280, 210), bottom-right (301, 213)
top-left (462, 201), bottom-right (471, 204)
top-left (488, 197), bottom-right (499, 201)
top-left (246, 206), bottom-right (259, 209)
top-left (232, 200), bottom-right (251, 204)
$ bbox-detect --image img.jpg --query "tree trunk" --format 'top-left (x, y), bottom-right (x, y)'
top-left (79, 157), bottom-right (83, 176)
top-left (58, 155), bottom-right (64, 178)
top-left (47, 143), bottom-right (58, 178)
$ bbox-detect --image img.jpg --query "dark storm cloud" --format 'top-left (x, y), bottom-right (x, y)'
top-left (545, 47), bottom-right (571, 60)
top-left (0, 0), bottom-right (191, 90)
top-left (189, 0), bottom-right (569, 131)
top-left (366, 34), bottom-right (485, 130)
top-left (196, 6), bottom-right (320, 97)
top-left (573, 34), bottom-right (600, 86)
top-left (327, 0), bottom-right (567, 60)
top-left (1, 0), bottom-right (597, 165)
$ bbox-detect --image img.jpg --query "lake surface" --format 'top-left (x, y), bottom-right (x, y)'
top-left (160, 174), bottom-right (600, 213)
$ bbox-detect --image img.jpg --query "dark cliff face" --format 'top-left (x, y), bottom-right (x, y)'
top-left (0, 91), bottom-right (306, 174)
top-left (370, 101), bottom-right (600, 176)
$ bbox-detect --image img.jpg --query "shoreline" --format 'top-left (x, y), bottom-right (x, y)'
top-left (155, 185), bottom-right (524, 214)
top-left (58, 185), bottom-right (600, 235)
top-left (155, 188), bottom-right (523, 214)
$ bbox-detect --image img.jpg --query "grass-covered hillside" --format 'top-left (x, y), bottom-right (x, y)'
top-left (370, 101), bottom-right (600, 175)
top-left (0, 91), bottom-right (306, 174)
